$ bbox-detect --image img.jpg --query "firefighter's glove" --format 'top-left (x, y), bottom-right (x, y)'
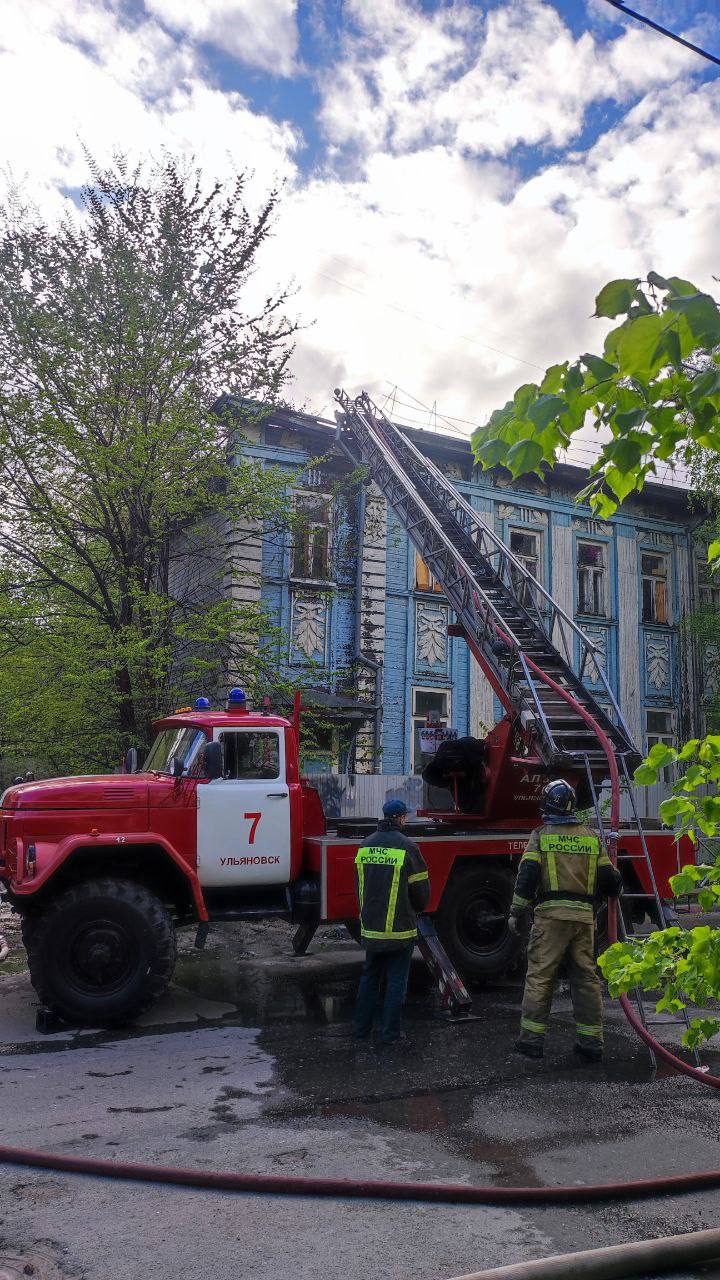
top-left (507, 914), bottom-right (521, 935)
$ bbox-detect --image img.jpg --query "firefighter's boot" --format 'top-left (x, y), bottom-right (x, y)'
top-left (514, 1037), bottom-right (544, 1059)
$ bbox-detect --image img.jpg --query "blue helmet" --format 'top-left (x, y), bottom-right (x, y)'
top-left (540, 779), bottom-right (576, 818)
top-left (383, 798), bottom-right (408, 820)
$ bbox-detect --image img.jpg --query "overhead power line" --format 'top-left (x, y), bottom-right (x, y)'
top-left (316, 271), bottom-right (545, 372)
top-left (603, 0), bottom-right (720, 67)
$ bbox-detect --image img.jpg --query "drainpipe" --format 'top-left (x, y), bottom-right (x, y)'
top-left (685, 511), bottom-right (710, 741)
top-left (354, 480), bottom-right (383, 771)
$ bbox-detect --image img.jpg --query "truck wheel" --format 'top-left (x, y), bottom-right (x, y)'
top-left (26, 879), bottom-right (177, 1026)
top-left (436, 865), bottom-right (517, 981)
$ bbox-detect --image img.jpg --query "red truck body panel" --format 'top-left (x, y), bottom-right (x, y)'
top-left (0, 708), bottom-right (694, 931)
top-left (305, 827), bottom-right (692, 922)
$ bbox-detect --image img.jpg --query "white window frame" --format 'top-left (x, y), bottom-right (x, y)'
top-left (410, 686), bottom-right (451, 774)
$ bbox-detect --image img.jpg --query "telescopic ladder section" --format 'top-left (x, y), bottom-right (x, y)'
top-left (335, 388), bottom-right (704, 1072)
top-left (335, 389), bottom-right (638, 783)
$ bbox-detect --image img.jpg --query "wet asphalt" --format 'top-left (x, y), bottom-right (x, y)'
top-left (1, 920), bottom-right (720, 1280)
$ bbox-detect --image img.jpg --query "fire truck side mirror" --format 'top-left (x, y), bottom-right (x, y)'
top-left (124, 747), bottom-right (138, 775)
top-left (202, 741), bottom-right (223, 780)
top-left (170, 756), bottom-right (185, 779)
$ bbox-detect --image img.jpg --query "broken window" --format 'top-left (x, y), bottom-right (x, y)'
top-left (411, 687), bottom-right (450, 774)
top-left (292, 493), bottom-right (331, 581)
top-left (577, 541), bottom-right (606, 617)
top-left (641, 553), bottom-right (670, 625)
top-left (509, 529), bottom-right (540, 606)
top-left (415, 551), bottom-right (444, 593)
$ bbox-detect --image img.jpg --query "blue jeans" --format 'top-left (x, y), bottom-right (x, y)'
top-left (354, 944), bottom-right (414, 1044)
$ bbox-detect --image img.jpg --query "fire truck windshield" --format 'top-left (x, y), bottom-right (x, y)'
top-left (144, 727), bottom-right (208, 776)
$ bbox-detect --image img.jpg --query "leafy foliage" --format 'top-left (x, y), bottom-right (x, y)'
top-left (633, 737), bottom-right (720, 842)
top-left (471, 274), bottom-right (720, 517)
top-left (599, 922), bottom-right (720, 1049)
top-left (0, 154), bottom-right (300, 780)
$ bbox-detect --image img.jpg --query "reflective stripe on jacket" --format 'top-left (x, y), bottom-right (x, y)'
top-left (511, 822), bottom-right (622, 923)
top-left (355, 821), bottom-right (430, 951)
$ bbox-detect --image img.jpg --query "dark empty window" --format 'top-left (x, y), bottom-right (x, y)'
top-left (510, 529), bottom-right (540, 606)
top-left (641, 554), bottom-right (670, 625)
top-left (292, 494), bottom-right (331, 580)
top-left (220, 732), bottom-right (280, 780)
top-left (577, 541), bottom-right (606, 616)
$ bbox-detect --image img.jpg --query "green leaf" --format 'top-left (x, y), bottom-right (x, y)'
top-left (666, 277), bottom-right (697, 297)
top-left (513, 383), bottom-right (538, 414)
top-left (612, 408), bottom-right (647, 433)
top-left (651, 326), bottom-right (682, 373)
top-left (605, 465), bottom-right (637, 502)
top-left (647, 271), bottom-right (671, 291)
top-left (611, 314), bottom-right (672, 380)
top-left (677, 739), bottom-right (701, 762)
top-left (688, 366), bottom-right (720, 406)
top-left (505, 438), bottom-right (545, 475)
top-left (635, 764), bottom-right (658, 786)
top-left (563, 364), bottom-right (584, 396)
top-left (708, 540), bottom-right (720, 565)
top-left (581, 353), bottom-right (618, 382)
top-left (591, 491), bottom-right (618, 519)
top-left (540, 363), bottom-right (567, 394)
top-left (647, 742), bottom-right (677, 769)
top-left (594, 278), bottom-right (641, 319)
top-left (666, 293), bottom-right (720, 346)
top-left (475, 439), bottom-right (510, 468)
top-left (527, 394), bottom-right (567, 430)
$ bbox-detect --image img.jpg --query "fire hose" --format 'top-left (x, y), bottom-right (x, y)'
top-left (0, 935), bottom-right (8, 963)
top-left (1, 647), bottom-right (720, 1216)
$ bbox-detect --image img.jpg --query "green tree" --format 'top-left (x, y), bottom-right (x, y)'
top-left (472, 273), bottom-right (720, 1047)
top-left (0, 155), bottom-right (299, 780)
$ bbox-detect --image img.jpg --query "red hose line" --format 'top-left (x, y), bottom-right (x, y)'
top-left (1, 634), bottom-right (718, 1205)
top-left (3, 1142), bottom-right (720, 1203)
top-left (506, 638), bottom-right (720, 1092)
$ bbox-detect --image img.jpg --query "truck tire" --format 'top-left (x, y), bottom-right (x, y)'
top-left (436, 864), bottom-right (517, 982)
top-left (26, 878), bottom-right (177, 1026)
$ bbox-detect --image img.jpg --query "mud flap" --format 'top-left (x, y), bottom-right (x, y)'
top-left (416, 915), bottom-right (477, 1021)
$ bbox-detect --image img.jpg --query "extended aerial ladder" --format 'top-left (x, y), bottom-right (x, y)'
top-left (335, 388), bottom-right (703, 1067)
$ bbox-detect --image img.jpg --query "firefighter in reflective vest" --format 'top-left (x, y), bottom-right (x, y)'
top-left (354, 799), bottom-right (430, 1046)
top-left (509, 779), bottom-right (622, 1062)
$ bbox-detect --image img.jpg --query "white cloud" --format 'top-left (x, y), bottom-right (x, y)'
top-left (0, 0), bottom-right (299, 218)
top-left (319, 0), bottom-right (701, 161)
top-left (145, 0), bottom-right (300, 77)
top-left (1, 0), bottom-right (718, 456)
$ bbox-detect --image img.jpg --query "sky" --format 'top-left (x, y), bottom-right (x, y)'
top-left (1, 0), bottom-right (719, 455)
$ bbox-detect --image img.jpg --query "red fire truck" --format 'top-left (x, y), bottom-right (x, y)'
top-left (0, 391), bottom-right (689, 1026)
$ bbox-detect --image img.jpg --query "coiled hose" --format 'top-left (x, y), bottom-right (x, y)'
top-left (1, 647), bottom-right (720, 1204)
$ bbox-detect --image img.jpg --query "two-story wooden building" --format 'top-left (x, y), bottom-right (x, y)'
top-left (224, 401), bottom-right (715, 818)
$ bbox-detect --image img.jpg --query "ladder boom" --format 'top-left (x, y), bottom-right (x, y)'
top-left (335, 388), bottom-right (640, 779)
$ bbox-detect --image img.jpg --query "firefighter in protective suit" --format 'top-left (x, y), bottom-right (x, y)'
top-left (354, 799), bottom-right (430, 1046)
top-left (509, 779), bottom-right (622, 1062)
